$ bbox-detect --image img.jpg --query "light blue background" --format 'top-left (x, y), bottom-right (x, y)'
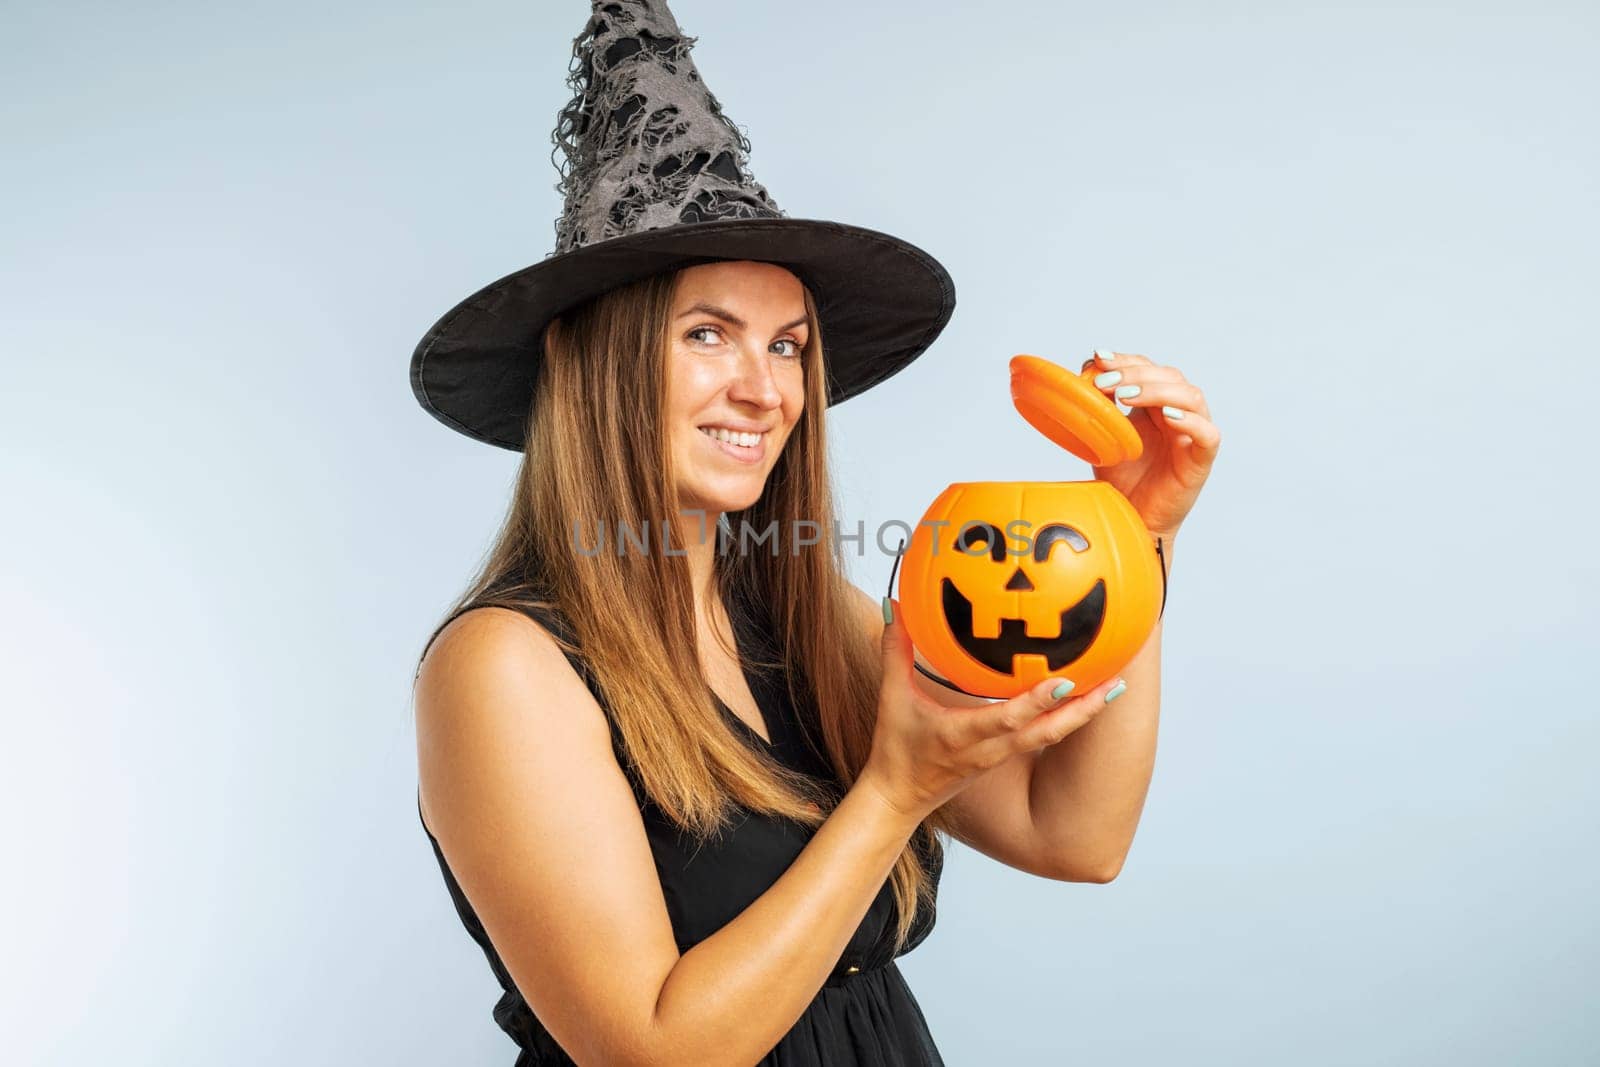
top-left (5, 1), bottom-right (1596, 1063)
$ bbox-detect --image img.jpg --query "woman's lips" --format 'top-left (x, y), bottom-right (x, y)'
top-left (699, 427), bottom-right (766, 465)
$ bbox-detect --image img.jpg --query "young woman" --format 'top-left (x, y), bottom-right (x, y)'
top-left (409, 4), bottom-right (1218, 1063)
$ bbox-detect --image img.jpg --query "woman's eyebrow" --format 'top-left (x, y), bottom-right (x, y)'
top-left (675, 302), bottom-right (810, 333)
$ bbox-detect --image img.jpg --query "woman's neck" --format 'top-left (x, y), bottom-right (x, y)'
top-left (672, 508), bottom-right (725, 622)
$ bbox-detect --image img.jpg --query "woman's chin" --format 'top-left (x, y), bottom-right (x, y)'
top-left (681, 476), bottom-right (765, 516)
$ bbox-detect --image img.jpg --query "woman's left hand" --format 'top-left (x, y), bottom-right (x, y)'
top-left (1079, 349), bottom-right (1221, 540)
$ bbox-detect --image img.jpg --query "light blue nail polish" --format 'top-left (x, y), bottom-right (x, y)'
top-left (1161, 405), bottom-right (1184, 420)
top-left (1093, 370), bottom-right (1122, 388)
top-left (1104, 679), bottom-right (1128, 703)
top-left (1051, 679), bottom-right (1075, 701)
top-left (1094, 349), bottom-right (1115, 364)
top-left (1114, 384), bottom-right (1142, 401)
top-left (882, 597), bottom-right (893, 625)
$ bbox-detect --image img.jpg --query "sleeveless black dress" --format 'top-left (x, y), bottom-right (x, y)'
top-left (418, 587), bottom-right (946, 1065)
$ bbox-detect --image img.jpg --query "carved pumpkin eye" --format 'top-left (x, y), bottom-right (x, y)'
top-left (954, 521), bottom-right (1007, 562)
top-left (1033, 524), bottom-right (1090, 562)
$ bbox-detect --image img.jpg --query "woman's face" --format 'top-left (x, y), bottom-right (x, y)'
top-left (665, 260), bottom-right (808, 518)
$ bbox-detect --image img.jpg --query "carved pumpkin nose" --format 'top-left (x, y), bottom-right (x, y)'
top-left (1004, 568), bottom-right (1034, 592)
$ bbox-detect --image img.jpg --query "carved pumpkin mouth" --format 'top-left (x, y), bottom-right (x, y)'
top-left (940, 576), bottom-right (1107, 674)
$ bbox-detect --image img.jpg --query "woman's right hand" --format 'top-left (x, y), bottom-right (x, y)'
top-left (859, 596), bottom-right (1126, 823)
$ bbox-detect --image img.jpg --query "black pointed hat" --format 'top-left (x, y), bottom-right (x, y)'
top-left (410, 0), bottom-right (955, 451)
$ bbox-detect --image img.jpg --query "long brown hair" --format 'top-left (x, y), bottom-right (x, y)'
top-left (414, 267), bottom-right (953, 952)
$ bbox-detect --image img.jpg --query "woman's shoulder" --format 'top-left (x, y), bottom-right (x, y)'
top-left (415, 602), bottom-right (621, 806)
top-left (424, 598), bottom-right (586, 690)
top-left (421, 600), bottom-right (571, 684)
top-left (422, 574), bottom-right (578, 664)
top-left (421, 569), bottom-right (582, 686)
top-left (450, 597), bottom-right (568, 639)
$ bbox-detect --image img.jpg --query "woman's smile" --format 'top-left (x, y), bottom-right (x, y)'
top-left (698, 424), bottom-right (769, 464)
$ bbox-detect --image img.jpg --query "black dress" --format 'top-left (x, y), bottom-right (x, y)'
top-left (418, 587), bottom-right (946, 1065)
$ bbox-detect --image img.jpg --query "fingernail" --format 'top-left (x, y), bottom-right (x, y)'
top-left (1050, 679), bottom-right (1075, 701)
top-left (1094, 349), bottom-right (1115, 364)
top-left (1093, 370), bottom-right (1122, 388)
top-left (1104, 679), bottom-right (1128, 703)
top-left (1114, 385), bottom-right (1142, 401)
top-left (882, 597), bottom-right (894, 625)
top-left (1161, 405), bottom-right (1185, 420)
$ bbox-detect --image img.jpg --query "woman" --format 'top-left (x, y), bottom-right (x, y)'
top-left (411, 4), bottom-right (1218, 1064)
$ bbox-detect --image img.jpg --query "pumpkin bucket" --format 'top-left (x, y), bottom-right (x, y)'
top-left (894, 356), bottom-right (1166, 699)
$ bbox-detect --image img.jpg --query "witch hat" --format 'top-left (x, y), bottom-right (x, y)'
top-left (410, 0), bottom-right (956, 451)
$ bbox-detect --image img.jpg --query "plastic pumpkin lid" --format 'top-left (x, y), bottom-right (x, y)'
top-left (1009, 354), bottom-right (1143, 467)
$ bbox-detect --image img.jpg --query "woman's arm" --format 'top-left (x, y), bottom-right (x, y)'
top-left (652, 774), bottom-right (922, 1064)
top-left (416, 607), bottom-right (922, 1067)
top-left (1026, 591), bottom-right (1163, 881)
top-left (1018, 531), bottom-right (1172, 878)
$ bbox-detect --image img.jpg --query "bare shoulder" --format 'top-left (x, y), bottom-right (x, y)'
top-left (415, 606), bottom-right (609, 816)
top-left (413, 604), bottom-right (679, 1063)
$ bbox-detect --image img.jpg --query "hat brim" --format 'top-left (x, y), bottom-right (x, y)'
top-left (409, 217), bottom-right (956, 451)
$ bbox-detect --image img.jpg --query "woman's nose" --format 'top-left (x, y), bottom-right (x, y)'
top-left (726, 347), bottom-right (783, 408)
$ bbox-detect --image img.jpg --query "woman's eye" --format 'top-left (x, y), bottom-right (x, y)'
top-left (687, 327), bottom-right (802, 357)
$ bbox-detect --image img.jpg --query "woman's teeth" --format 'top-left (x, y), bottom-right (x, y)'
top-left (700, 427), bottom-right (766, 448)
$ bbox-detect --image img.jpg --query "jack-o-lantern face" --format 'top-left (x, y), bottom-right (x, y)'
top-left (940, 518), bottom-right (1105, 674)
top-left (898, 481), bottom-right (1163, 699)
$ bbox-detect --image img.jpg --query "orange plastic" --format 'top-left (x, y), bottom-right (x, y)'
top-left (896, 355), bottom-right (1162, 699)
top-left (1009, 354), bottom-right (1143, 467)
